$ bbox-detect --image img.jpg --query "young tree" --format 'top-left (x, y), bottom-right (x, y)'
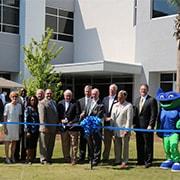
top-left (169, 0), bottom-right (180, 92)
top-left (23, 28), bottom-right (63, 101)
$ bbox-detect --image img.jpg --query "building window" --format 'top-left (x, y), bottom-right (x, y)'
top-left (152, 0), bottom-right (177, 18)
top-left (46, 6), bottom-right (73, 42)
top-left (0, 0), bottom-right (19, 34)
top-left (160, 73), bottom-right (176, 92)
top-left (133, 0), bottom-right (137, 26)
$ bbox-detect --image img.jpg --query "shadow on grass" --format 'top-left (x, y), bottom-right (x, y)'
top-left (0, 157), bottom-right (165, 168)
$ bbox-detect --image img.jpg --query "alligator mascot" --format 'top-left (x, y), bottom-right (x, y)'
top-left (156, 89), bottom-right (180, 172)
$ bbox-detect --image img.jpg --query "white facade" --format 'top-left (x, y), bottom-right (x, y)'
top-left (0, 0), bottom-right (177, 102)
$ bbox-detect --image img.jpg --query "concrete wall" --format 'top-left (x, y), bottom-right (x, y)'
top-left (135, 0), bottom-right (176, 77)
top-left (20, 0), bottom-right (46, 80)
top-left (74, 0), bottom-right (135, 63)
top-left (0, 33), bottom-right (20, 72)
top-left (46, 0), bottom-right (74, 64)
top-left (46, 0), bottom-right (74, 11)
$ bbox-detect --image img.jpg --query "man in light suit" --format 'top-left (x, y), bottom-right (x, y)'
top-left (82, 88), bottom-right (104, 166)
top-left (102, 84), bottom-right (118, 163)
top-left (38, 89), bottom-right (58, 164)
top-left (111, 90), bottom-right (133, 168)
top-left (78, 85), bottom-right (92, 162)
top-left (57, 89), bottom-right (80, 165)
top-left (133, 84), bottom-right (158, 168)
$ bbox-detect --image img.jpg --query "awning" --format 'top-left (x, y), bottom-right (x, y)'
top-left (0, 78), bottom-right (24, 88)
top-left (54, 60), bottom-right (142, 75)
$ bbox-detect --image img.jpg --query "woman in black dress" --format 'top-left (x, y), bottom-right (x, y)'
top-left (24, 96), bottom-right (39, 164)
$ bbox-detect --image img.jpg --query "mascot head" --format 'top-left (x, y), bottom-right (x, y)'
top-left (156, 88), bottom-right (180, 110)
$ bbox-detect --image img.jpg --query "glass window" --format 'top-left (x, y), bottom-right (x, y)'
top-left (160, 72), bottom-right (176, 91)
top-left (46, 6), bottom-right (74, 42)
top-left (59, 18), bottom-right (73, 35)
top-left (58, 34), bottom-right (73, 42)
top-left (46, 15), bottom-right (57, 32)
top-left (59, 9), bottom-right (73, 18)
top-left (152, 0), bottom-right (177, 18)
top-left (3, 6), bottom-right (19, 25)
top-left (160, 73), bottom-right (173, 81)
top-left (2, 25), bottom-right (19, 34)
top-left (3, 0), bottom-right (19, 7)
top-left (46, 7), bottom-right (57, 15)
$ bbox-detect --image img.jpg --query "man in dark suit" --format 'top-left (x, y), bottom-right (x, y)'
top-left (38, 89), bottom-right (58, 164)
top-left (82, 88), bottom-right (104, 166)
top-left (57, 89), bottom-right (80, 165)
top-left (102, 84), bottom-right (118, 163)
top-left (78, 85), bottom-right (92, 162)
top-left (133, 84), bottom-right (158, 168)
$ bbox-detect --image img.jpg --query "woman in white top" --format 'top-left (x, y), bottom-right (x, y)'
top-left (3, 91), bottom-right (22, 164)
top-left (111, 90), bottom-right (133, 169)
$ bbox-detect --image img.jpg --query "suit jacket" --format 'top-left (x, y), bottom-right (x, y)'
top-left (57, 99), bottom-right (80, 131)
top-left (111, 101), bottom-right (133, 137)
top-left (84, 99), bottom-right (104, 119)
top-left (38, 98), bottom-right (58, 133)
top-left (102, 95), bottom-right (117, 125)
top-left (78, 97), bottom-right (86, 113)
top-left (133, 95), bottom-right (158, 129)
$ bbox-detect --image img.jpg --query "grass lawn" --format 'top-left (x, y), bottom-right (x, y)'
top-left (0, 133), bottom-right (179, 180)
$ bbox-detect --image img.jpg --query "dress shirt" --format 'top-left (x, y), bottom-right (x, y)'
top-left (108, 95), bottom-right (116, 113)
top-left (85, 96), bottom-right (91, 106)
top-left (65, 101), bottom-right (69, 111)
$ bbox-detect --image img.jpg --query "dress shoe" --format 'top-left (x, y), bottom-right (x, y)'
top-left (145, 163), bottom-right (152, 168)
top-left (5, 158), bottom-right (11, 164)
top-left (120, 162), bottom-right (128, 169)
top-left (92, 160), bottom-right (98, 166)
top-left (78, 158), bottom-right (85, 164)
top-left (41, 160), bottom-right (47, 165)
top-left (71, 160), bottom-right (77, 165)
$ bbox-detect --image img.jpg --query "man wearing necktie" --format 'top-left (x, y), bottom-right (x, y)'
top-left (38, 89), bottom-right (58, 164)
top-left (83, 88), bottom-right (104, 166)
top-left (133, 84), bottom-right (158, 168)
top-left (78, 85), bottom-right (92, 162)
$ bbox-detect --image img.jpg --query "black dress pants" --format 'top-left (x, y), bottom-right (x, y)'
top-left (136, 132), bottom-right (154, 164)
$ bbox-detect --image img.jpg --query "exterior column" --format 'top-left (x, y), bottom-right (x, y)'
top-left (19, 0), bottom-right (45, 81)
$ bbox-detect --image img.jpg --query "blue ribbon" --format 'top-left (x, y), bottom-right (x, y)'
top-left (1, 121), bottom-right (180, 133)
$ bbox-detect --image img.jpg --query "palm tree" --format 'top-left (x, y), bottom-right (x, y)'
top-left (169, 0), bottom-right (180, 92)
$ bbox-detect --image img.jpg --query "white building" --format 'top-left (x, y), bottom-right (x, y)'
top-left (0, 0), bottom-right (178, 101)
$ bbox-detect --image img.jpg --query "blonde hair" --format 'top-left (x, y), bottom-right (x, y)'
top-left (9, 91), bottom-right (19, 98)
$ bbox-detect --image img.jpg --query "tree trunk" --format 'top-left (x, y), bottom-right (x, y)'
top-left (176, 39), bottom-right (180, 92)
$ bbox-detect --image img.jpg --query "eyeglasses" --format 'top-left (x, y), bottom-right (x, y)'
top-left (30, 99), bottom-right (35, 101)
